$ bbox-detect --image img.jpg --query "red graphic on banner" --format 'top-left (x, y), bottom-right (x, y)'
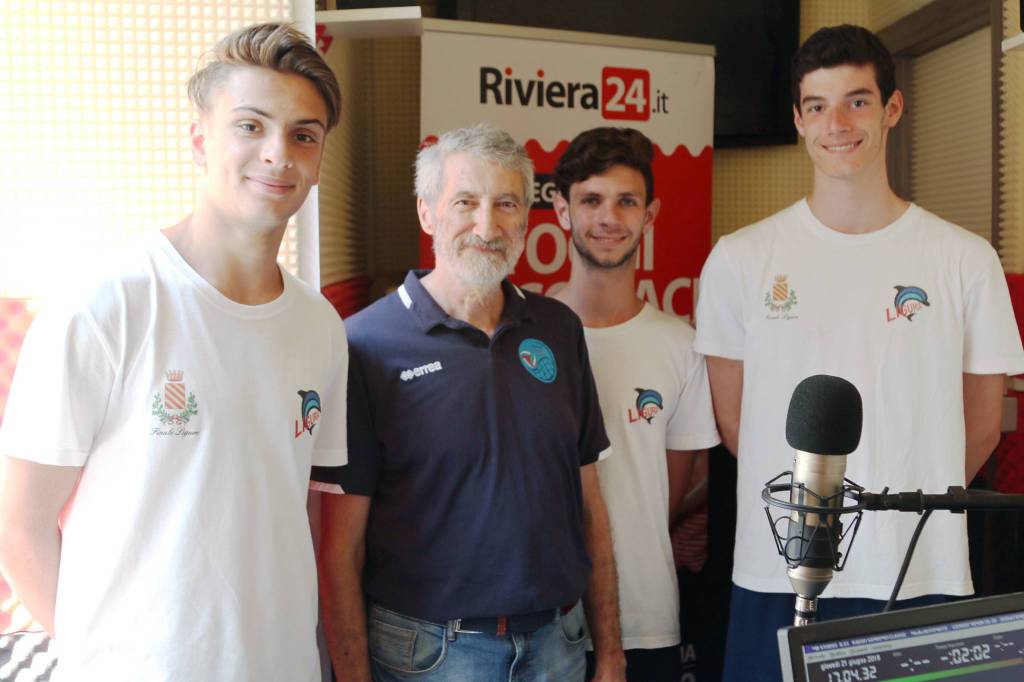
top-left (315, 24), bottom-right (333, 54)
top-left (601, 67), bottom-right (650, 121)
top-left (419, 139), bottom-right (713, 321)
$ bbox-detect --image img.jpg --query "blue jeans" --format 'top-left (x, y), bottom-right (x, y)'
top-left (367, 602), bottom-right (587, 682)
top-left (722, 584), bottom-right (955, 682)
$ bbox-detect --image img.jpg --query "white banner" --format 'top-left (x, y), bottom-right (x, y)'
top-left (421, 30), bottom-right (713, 153)
top-left (420, 26), bottom-right (715, 320)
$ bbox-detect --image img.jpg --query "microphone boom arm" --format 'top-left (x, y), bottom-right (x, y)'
top-left (860, 486), bottom-right (1024, 513)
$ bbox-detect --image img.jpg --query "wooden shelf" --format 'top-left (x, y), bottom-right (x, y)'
top-left (315, 7), bottom-right (423, 40)
top-left (1004, 33), bottom-right (1024, 53)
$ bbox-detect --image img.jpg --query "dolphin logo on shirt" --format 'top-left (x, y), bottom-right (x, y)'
top-left (893, 286), bottom-right (930, 321)
top-left (634, 388), bottom-right (664, 424)
top-left (297, 390), bottom-right (321, 435)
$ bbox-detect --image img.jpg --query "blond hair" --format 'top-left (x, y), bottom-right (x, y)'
top-left (188, 23), bottom-right (341, 130)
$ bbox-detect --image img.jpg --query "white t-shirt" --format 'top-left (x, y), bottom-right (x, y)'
top-left (695, 200), bottom-right (1024, 600)
top-left (584, 304), bottom-right (720, 650)
top-left (0, 233), bottom-right (348, 681)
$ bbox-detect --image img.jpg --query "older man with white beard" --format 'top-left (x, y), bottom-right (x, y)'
top-left (316, 124), bottom-right (626, 682)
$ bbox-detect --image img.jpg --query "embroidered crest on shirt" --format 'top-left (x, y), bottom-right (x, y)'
top-left (151, 370), bottom-right (199, 437)
top-left (764, 274), bottom-right (798, 318)
top-left (886, 285), bottom-right (931, 323)
top-left (518, 339), bottom-right (557, 384)
top-left (295, 390), bottom-right (322, 438)
top-left (628, 388), bottom-right (663, 424)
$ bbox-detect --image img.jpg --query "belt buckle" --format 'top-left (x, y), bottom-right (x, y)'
top-left (453, 618), bottom-right (483, 634)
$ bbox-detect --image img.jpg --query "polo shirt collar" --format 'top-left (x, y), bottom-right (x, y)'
top-left (397, 269), bottom-right (533, 333)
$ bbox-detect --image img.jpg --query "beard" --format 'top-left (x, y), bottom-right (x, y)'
top-left (435, 228), bottom-right (525, 293)
top-left (569, 216), bottom-right (642, 270)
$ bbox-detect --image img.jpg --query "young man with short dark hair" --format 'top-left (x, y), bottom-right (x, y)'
top-left (696, 24), bottom-right (1024, 682)
top-left (552, 126), bottom-right (720, 682)
top-left (0, 23), bottom-right (347, 681)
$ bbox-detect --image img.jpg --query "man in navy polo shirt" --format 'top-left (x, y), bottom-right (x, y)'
top-left (318, 123), bottom-right (626, 682)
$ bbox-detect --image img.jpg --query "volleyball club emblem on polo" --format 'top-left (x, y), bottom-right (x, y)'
top-left (518, 338), bottom-right (557, 384)
top-left (296, 390), bottom-right (322, 437)
top-left (634, 388), bottom-right (664, 423)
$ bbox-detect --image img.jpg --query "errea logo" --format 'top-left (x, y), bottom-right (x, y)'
top-left (400, 361), bottom-right (443, 382)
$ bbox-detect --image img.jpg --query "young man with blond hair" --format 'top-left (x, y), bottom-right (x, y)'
top-left (0, 23), bottom-right (347, 681)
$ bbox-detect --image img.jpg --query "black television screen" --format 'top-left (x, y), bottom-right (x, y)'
top-left (439, 0), bottom-right (800, 147)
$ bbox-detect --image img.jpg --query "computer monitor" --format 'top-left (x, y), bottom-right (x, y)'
top-left (778, 592), bottom-right (1024, 682)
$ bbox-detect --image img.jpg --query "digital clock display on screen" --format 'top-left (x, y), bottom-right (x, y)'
top-left (802, 611), bottom-right (1024, 681)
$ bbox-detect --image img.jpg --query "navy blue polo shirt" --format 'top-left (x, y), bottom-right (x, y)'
top-left (335, 270), bottom-right (609, 623)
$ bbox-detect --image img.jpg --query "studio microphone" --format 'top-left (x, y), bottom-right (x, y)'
top-left (781, 374), bottom-right (862, 626)
top-left (766, 376), bottom-right (1024, 624)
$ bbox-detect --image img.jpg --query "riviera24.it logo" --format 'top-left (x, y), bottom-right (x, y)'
top-left (886, 285), bottom-right (930, 323)
top-left (479, 65), bottom-right (670, 121)
top-left (295, 390), bottom-right (321, 438)
top-left (519, 338), bottom-right (558, 384)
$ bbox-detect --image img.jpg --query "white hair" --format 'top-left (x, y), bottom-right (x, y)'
top-left (415, 123), bottom-right (535, 207)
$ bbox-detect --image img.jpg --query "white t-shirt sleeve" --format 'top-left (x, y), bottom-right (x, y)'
top-left (962, 246), bottom-right (1024, 375)
top-left (665, 342), bottom-right (721, 451)
top-left (0, 300), bottom-right (116, 466)
top-left (311, 314), bottom-right (348, 468)
top-left (695, 237), bottom-right (746, 360)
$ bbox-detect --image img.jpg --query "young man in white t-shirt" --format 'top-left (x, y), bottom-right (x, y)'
top-left (0, 24), bottom-right (348, 681)
top-left (552, 127), bottom-right (720, 682)
top-left (695, 24), bottom-right (1024, 682)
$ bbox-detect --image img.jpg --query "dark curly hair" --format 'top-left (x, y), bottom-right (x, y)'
top-left (554, 127), bottom-right (655, 205)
